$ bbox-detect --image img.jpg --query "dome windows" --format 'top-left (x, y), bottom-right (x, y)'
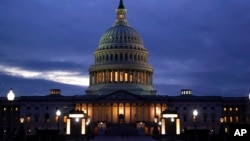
top-left (90, 70), bottom-right (153, 85)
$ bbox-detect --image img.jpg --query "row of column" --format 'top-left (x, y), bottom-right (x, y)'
top-left (90, 69), bottom-right (153, 85)
top-left (76, 103), bottom-right (166, 124)
top-left (94, 52), bottom-right (148, 64)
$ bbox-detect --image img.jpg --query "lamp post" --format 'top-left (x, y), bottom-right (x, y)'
top-left (193, 108), bottom-right (198, 141)
top-left (219, 117), bottom-right (225, 141)
top-left (152, 116), bottom-right (159, 139)
top-left (56, 109), bottom-right (61, 132)
top-left (19, 117), bottom-right (25, 141)
top-left (7, 88), bottom-right (15, 141)
top-left (86, 117), bottom-right (92, 140)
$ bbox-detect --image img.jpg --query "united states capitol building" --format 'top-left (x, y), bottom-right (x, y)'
top-left (0, 0), bottom-right (250, 140)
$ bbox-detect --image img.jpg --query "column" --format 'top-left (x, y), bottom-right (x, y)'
top-left (130, 103), bottom-right (132, 123)
top-left (92, 104), bottom-right (95, 122)
top-left (86, 103), bottom-right (88, 115)
top-left (98, 104), bottom-right (101, 121)
top-left (123, 103), bottom-right (125, 123)
top-left (142, 103), bottom-right (144, 121)
top-left (111, 103), bottom-right (113, 123)
top-left (136, 104), bottom-right (138, 121)
top-left (117, 103), bottom-right (119, 123)
top-left (154, 103), bottom-right (156, 117)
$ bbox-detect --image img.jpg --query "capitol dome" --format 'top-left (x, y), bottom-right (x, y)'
top-left (86, 0), bottom-right (156, 95)
top-left (97, 25), bottom-right (146, 51)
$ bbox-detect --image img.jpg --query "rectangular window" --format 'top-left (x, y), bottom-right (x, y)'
top-left (115, 71), bottom-right (118, 82)
top-left (26, 116), bottom-right (31, 122)
top-left (106, 71), bottom-right (109, 82)
top-left (137, 72), bottom-right (140, 83)
top-left (64, 116), bottom-right (67, 123)
top-left (102, 72), bottom-right (105, 82)
top-left (124, 72), bottom-right (128, 82)
top-left (98, 72), bottom-right (101, 83)
top-left (235, 116), bottom-right (239, 123)
top-left (230, 116), bottom-right (233, 123)
top-left (110, 72), bottom-right (113, 82)
top-left (130, 73), bottom-right (133, 82)
top-left (120, 72), bottom-right (123, 82)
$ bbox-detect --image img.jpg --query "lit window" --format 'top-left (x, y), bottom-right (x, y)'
top-left (55, 116), bottom-right (59, 122)
top-left (64, 116), bottom-right (67, 123)
top-left (102, 72), bottom-right (105, 82)
top-left (137, 72), bottom-right (140, 83)
top-left (129, 73), bottom-right (133, 82)
top-left (223, 107), bottom-right (226, 111)
top-left (224, 116), bottom-right (227, 122)
top-left (124, 72), bottom-right (128, 82)
top-left (110, 71), bottom-right (113, 82)
top-left (98, 72), bottom-right (101, 82)
top-left (4, 107), bottom-right (6, 111)
top-left (120, 72), bottom-right (123, 81)
top-left (15, 107), bottom-right (18, 111)
top-left (26, 116), bottom-right (31, 122)
top-left (235, 116), bottom-right (239, 123)
top-left (115, 71), bottom-right (118, 82)
top-left (229, 108), bottom-right (232, 111)
top-left (235, 108), bottom-right (238, 111)
top-left (230, 116), bottom-right (233, 123)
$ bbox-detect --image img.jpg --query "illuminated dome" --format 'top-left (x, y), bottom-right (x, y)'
top-left (97, 25), bottom-right (146, 51)
top-left (86, 0), bottom-right (156, 95)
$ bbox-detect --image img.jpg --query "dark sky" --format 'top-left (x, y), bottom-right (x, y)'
top-left (0, 0), bottom-right (250, 97)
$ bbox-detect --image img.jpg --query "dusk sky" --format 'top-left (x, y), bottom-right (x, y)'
top-left (0, 0), bottom-right (250, 97)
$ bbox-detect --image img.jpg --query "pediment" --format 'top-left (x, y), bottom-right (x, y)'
top-left (99, 90), bottom-right (142, 101)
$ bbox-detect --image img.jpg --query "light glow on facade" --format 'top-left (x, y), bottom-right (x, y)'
top-left (69, 113), bottom-right (84, 118)
top-left (161, 118), bottom-right (165, 135)
top-left (66, 118), bottom-right (70, 135)
top-left (162, 114), bottom-right (178, 118)
top-left (81, 118), bottom-right (86, 135)
top-left (176, 118), bottom-right (180, 135)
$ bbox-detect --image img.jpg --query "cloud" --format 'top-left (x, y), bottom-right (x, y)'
top-left (0, 64), bottom-right (89, 86)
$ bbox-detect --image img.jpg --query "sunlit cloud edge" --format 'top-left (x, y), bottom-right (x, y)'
top-left (0, 65), bottom-right (89, 87)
